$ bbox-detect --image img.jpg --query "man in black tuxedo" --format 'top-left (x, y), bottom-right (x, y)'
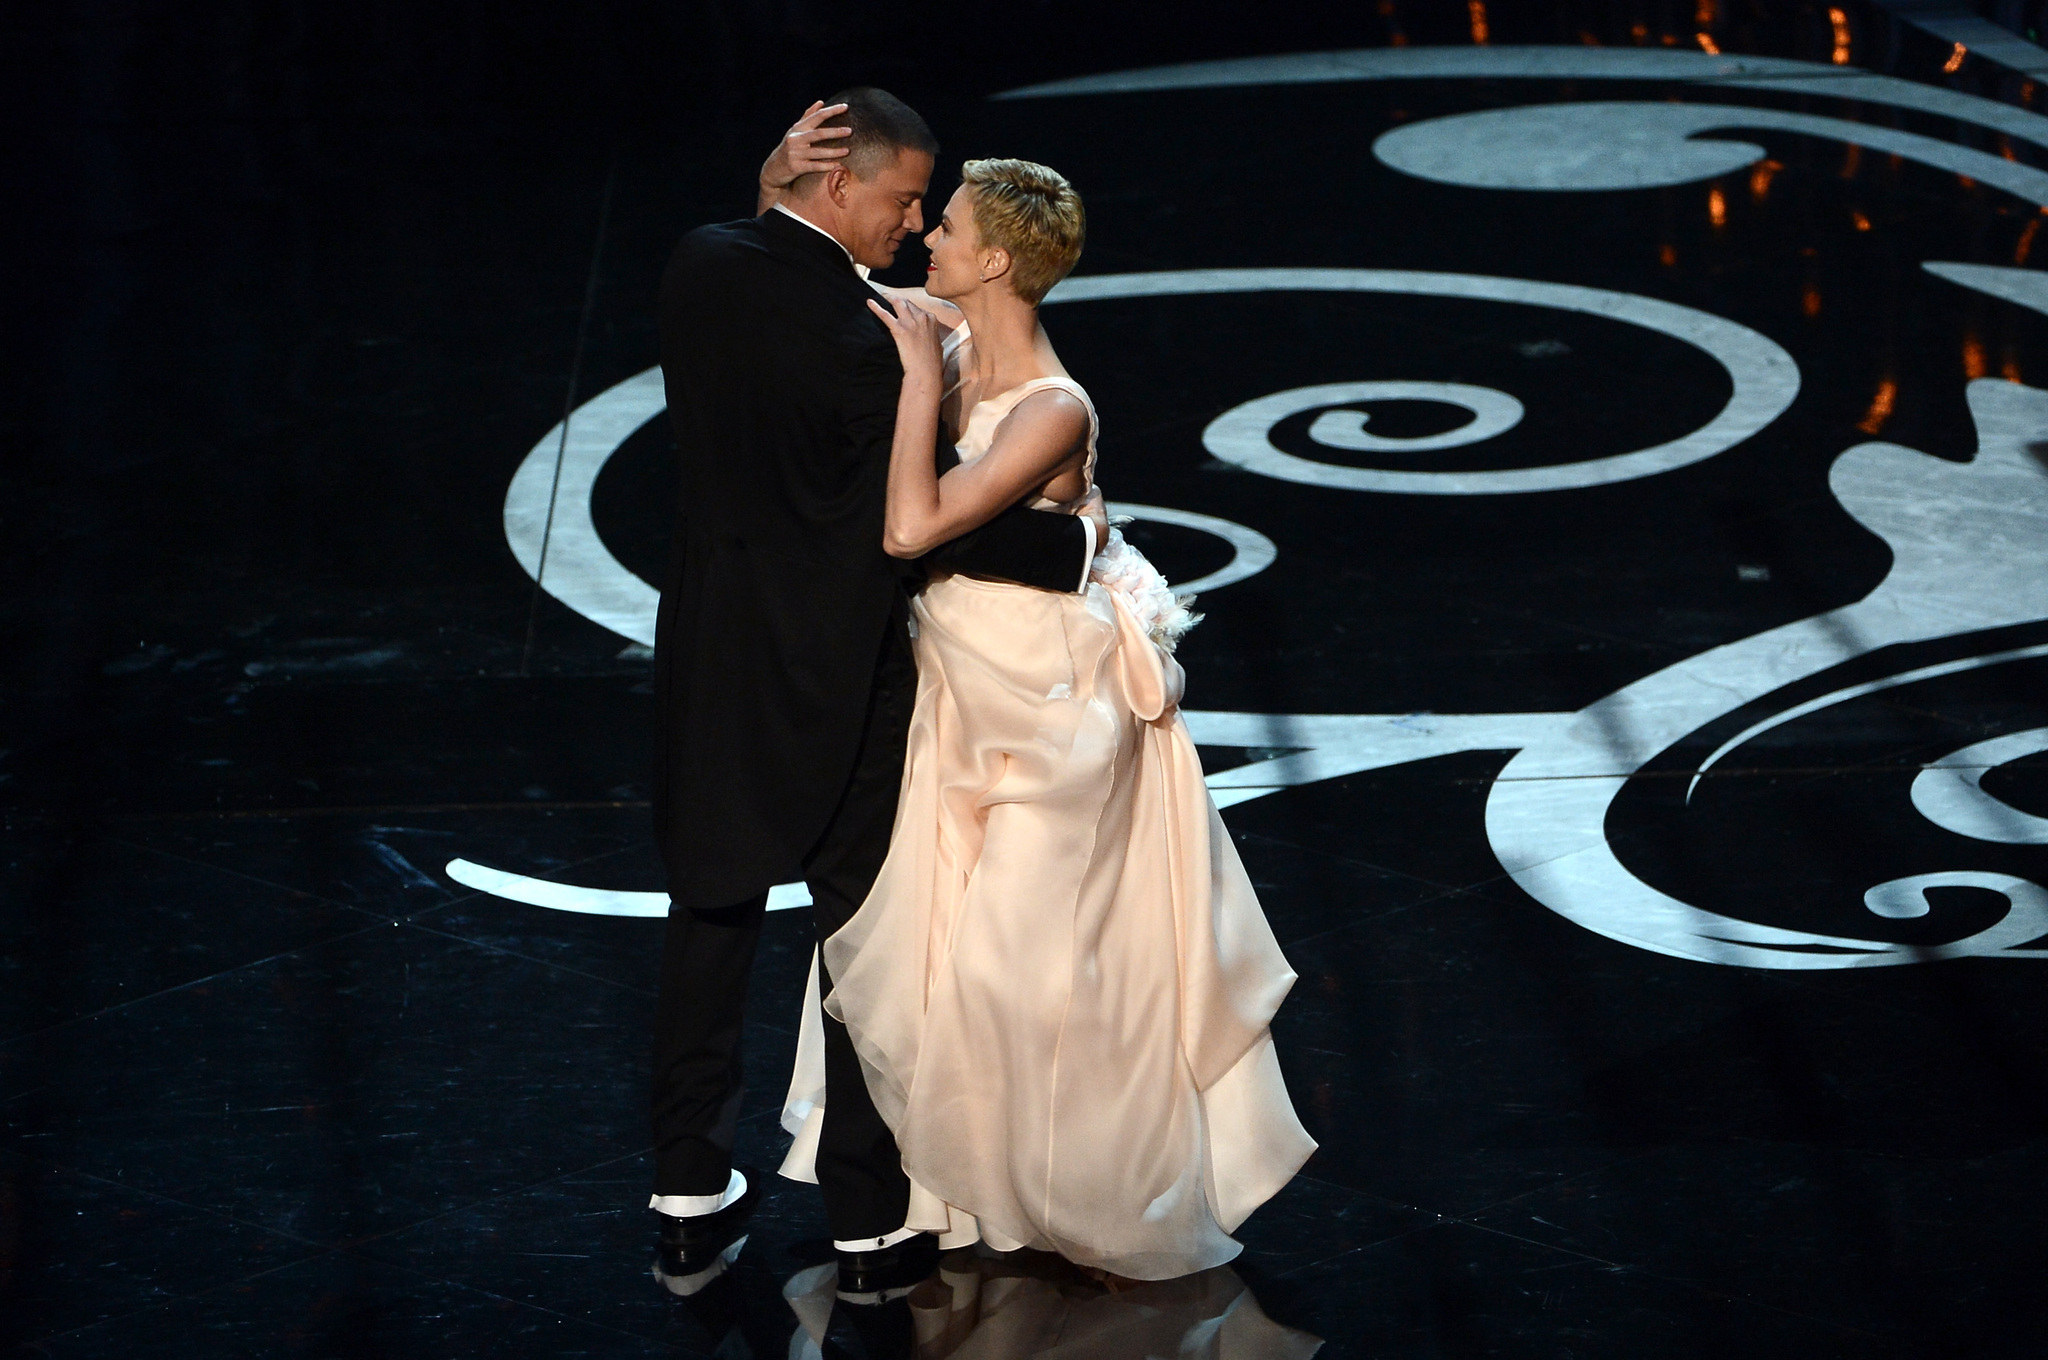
top-left (648, 89), bottom-right (1092, 1291)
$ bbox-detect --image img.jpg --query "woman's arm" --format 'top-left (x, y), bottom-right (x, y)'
top-left (905, 390), bottom-right (1088, 554)
top-left (870, 298), bottom-right (946, 558)
top-left (869, 299), bottom-right (1086, 558)
top-left (757, 101), bottom-right (852, 214)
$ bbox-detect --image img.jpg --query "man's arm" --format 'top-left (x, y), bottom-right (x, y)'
top-left (849, 353), bottom-right (1093, 594)
top-left (919, 503), bottom-right (1094, 593)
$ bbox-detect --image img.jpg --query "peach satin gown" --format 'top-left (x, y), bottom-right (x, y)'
top-left (782, 349), bottom-right (1315, 1281)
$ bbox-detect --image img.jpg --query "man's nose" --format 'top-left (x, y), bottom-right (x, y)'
top-left (905, 202), bottom-right (924, 233)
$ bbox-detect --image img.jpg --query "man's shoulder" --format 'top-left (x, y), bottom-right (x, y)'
top-left (665, 213), bottom-right (858, 293)
top-left (660, 218), bottom-right (783, 316)
top-left (688, 213), bottom-right (773, 244)
top-left (660, 215), bottom-right (885, 365)
top-left (670, 215), bottom-right (772, 267)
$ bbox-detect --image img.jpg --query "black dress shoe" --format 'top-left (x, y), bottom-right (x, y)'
top-left (835, 1232), bottom-right (939, 1298)
top-left (654, 1168), bottom-right (761, 1278)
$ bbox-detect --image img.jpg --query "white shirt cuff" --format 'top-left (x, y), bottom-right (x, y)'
top-left (1077, 514), bottom-right (1097, 593)
top-left (650, 1167), bottom-right (747, 1218)
top-left (831, 1225), bottom-right (921, 1253)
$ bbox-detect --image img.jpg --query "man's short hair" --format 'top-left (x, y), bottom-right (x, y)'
top-left (961, 159), bottom-right (1085, 305)
top-left (791, 87), bottom-right (938, 193)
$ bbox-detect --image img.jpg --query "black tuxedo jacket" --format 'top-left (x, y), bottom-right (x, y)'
top-left (652, 209), bottom-right (1089, 910)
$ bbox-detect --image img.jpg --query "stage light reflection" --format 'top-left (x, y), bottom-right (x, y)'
top-left (1858, 377), bottom-right (1897, 434)
top-left (1378, 0), bottom-right (1406, 47)
top-left (1750, 158), bottom-right (1781, 201)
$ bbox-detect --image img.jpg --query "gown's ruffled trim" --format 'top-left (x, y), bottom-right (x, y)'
top-left (1093, 524), bottom-right (1202, 652)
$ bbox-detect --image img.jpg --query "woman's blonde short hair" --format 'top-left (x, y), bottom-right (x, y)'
top-left (960, 159), bottom-right (1085, 305)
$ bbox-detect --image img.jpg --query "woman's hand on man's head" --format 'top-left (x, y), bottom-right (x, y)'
top-left (758, 100), bottom-right (853, 206)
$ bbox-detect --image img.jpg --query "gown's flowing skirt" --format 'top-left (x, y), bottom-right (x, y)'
top-left (806, 570), bottom-right (1315, 1281)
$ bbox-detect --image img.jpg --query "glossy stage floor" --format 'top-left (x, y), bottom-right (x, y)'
top-left (10, 3), bottom-right (2048, 1356)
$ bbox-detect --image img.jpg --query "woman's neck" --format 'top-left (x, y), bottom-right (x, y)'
top-left (955, 289), bottom-right (1044, 391)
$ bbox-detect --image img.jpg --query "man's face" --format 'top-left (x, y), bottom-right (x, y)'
top-left (838, 149), bottom-right (933, 270)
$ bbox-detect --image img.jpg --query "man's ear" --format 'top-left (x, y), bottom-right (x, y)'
top-left (825, 165), bottom-right (856, 206)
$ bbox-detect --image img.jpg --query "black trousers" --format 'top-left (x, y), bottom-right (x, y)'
top-left (650, 607), bottom-right (915, 1242)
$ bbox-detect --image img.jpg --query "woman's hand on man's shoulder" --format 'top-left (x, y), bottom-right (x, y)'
top-left (871, 286), bottom-right (963, 330)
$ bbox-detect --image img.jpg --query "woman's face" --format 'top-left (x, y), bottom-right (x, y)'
top-left (923, 185), bottom-right (986, 301)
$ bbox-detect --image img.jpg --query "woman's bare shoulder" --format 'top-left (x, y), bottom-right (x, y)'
top-left (997, 386), bottom-right (1091, 450)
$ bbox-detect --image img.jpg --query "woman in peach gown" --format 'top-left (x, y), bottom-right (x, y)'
top-left (786, 159), bottom-right (1314, 1282)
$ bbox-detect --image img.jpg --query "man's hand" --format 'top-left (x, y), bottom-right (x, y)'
top-left (758, 101), bottom-right (853, 212)
top-left (1077, 487), bottom-right (1110, 547)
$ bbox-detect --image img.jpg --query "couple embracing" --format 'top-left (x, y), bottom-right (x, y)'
top-left (647, 87), bottom-right (1313, 1293)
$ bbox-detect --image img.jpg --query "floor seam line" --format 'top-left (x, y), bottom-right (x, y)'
top-left (0, 919), bottom-right (394, 1049)
top-left (338, 1147), bottom-right (656, 1254)
top-left (109, 834), bottom-right (390, 917)
top-left (398, 920), bottom-right (664, 996)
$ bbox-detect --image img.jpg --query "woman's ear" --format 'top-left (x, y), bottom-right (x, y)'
top-left (981, 247), bottom-right (1013, 284)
